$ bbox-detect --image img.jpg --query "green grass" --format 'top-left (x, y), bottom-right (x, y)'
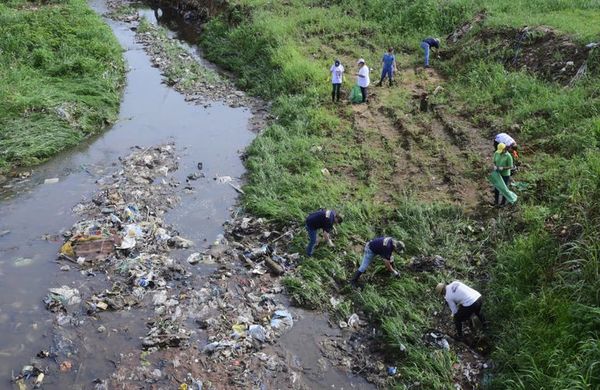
top-left (198, 0), bottom-right (600, 388)
top-left (137, 19), bottom-right (220, 89)
top-left (0, 0), bottom-right (124, 171)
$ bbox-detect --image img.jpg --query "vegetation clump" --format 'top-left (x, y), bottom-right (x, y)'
top-left (0, 0), bottom-right (124, 171)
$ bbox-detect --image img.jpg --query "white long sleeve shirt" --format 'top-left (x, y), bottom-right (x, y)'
top-left (444, 281), bottom-right (481, 315)
top-left (357, 65), bottom-right (370, 87)
top-left (494, 133), bottom-right (516, 146)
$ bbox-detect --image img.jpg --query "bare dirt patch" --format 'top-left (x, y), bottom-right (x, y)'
top-left (341, 67), bottom-right (491, 210)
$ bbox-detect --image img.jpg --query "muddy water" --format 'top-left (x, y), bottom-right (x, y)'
top-left (0, 2), bottom-right (374, 388)
top-left (0, 1), bottom-right (251, 386)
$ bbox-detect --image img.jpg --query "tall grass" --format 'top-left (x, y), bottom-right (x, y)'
top-left (0, 0), bottom-right (124, 171)
top-left (198, 0), bottom-right (600, 387)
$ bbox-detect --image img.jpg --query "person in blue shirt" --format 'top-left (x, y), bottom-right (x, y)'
top-left (350, 237), bottom-right (405, 286)
top-left (420, 37), bottom-right (440, 68)
top-left (305, 209), bottom-right (343, 257)
top-left (377, 47), bottom-right (396, 87)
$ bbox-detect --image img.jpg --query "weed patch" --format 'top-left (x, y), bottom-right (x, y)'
top-left (0, 0), bottom-right (124, 171)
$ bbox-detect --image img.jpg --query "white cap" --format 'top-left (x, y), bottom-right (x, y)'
top-left (357, 58), bottom-right (365, 64)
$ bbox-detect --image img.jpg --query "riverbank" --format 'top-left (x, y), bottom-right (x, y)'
top-left (0, 0), bottom-right (124, 176)
top-left (194, 1), bottom-right (600, 389)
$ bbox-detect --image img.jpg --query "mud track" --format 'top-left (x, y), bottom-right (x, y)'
top-left (344, 67), bottom-right (491, 210)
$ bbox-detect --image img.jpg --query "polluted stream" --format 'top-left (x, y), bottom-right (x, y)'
top-left (0, 1), bottom-right (375, 389)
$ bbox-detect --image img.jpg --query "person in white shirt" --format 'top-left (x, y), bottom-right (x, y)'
top-left (330, 59), bottom-right (345, 102)
top-left (494, 133), bottom-right (518, 155)
top-left (356, 58), bottom-right (370, 103)
top-left (436, 281), bottom-right (486, 339)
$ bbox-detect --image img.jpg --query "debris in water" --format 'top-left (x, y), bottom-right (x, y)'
top-left (14, 257), bottom-right (34, 267)
top-left (44, 178), bottom-right (59, 184)
top-left (187, 253), bottom-right (201, 264)
top-left (271, 310), bottom-right (293, 331)
top-left (215, 175), bottom-right (232, 184)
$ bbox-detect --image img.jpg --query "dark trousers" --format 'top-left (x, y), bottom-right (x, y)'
top-left (494, 174), bottom-right (511, 205)
top-left (306, 224), bottom-right (318, 257)
top-left (493, 140), bottom-right (499, 152)
top-left (360, 86), bottom-right (368, 103)
top-left (331, 83), bottom-right (341, 102)
top-left (379, 68), bottom-right (394, 85)
top-left (454, 297), bottom-right (485, 337)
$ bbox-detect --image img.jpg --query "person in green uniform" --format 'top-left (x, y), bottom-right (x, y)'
top-left (493, 143), bottom-right (514, 206)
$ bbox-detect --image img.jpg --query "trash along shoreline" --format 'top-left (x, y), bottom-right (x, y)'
top-left (9, 2), bottom-right (489, 388)
top-left (11, 143), bottom-right (386, 389)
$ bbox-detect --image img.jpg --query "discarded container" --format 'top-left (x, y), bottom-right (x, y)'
top-left (187, 253), bottom-right (201, 264)
top-left (264, 257), bottom-right (284, 275)
top-left (14, 257), bottom-right (34, 267)
top-left (138, 278), bottom-right (150, 287)
top-left (44, 178), bottom-right (59, 184)
top-left (271, 310), bottom-right (293, 331)
top-left (387, 366), bottom-right (397, 376)
top-left (248, 324), bottom-right (267, 342)
top-left (123, 205), bottom-right (140, 222)
top-left (231, 323), bottom-right (246, 338)
top-left (34, 373), bottom-right (44, 388)
top-left (215, 175), bottom-right (232, 184)
top-left (348, 313), bottom-right (360, 329)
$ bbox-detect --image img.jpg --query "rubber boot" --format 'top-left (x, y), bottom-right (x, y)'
top-left (350, 270), bottom-right (363, 287)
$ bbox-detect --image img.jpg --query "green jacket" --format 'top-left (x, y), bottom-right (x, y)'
top-left (494, 151), bottom-right (513, 176)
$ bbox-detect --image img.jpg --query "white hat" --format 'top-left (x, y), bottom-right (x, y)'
top-left (357, 58), bottom-right (365, 64)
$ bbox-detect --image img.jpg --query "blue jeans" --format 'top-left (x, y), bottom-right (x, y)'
top-left (358, 244), bottom-right (375, 272)
top-left (380, 67), bottom-right (393, 83)
top-left (306, 225), bottom-right (318, 257)
top-left (420, 42), bottom-right (430, 66)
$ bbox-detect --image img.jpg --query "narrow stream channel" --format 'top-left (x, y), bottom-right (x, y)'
top-left (0, 1), bottom-right (252, 386)
top-left (1, 2), bottom-right (375, 388)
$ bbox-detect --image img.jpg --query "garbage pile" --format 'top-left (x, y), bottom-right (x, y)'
top-left (64, 144), bottom-right (194, 346)
top-left (32, 142), bottom-right (315, 388)
top-left (105, 212), bottom-right (313, 388)
top-left (135, 21), bottom-right (255, 110)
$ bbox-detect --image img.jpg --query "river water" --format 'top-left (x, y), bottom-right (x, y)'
top-left (0, 2), bottom-right (373, 388)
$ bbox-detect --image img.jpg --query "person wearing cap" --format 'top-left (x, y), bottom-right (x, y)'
top-left (355, 58), bottom-right (370, 103)
top-left (435, 281), bottom-right (486, 339)
top-left (420, 37), bottom-right (440, 68)
top-left (493, 142), bottom-right (514, 206)
top-left (330, 59), bottom-right (345, 102)
top-left (494, 132), bottom-right (519, 160)
top-left (377, 47), bottom-right (397, 87)
top-left (305, 209), bottom-right (343, 257)
top-left (350, 237), bottom-right (405, 287)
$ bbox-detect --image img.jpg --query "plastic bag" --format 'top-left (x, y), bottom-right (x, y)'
top-left (349, 85), bottom-right (363, 103)
top-left (488, 171), bottom-right (517, 204)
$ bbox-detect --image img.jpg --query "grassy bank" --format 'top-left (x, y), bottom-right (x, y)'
top-left (197, 0), bottom-right (599, 388)
top-left (0, 0), bottom-right (124, 172)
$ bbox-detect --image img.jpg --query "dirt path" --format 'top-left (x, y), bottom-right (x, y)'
top-left (345, 67), bottom-right (492, 210)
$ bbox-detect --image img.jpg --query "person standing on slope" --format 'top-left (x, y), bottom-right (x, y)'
top-left (493, 142), bottom-right (514, 206)
top-left (436, 281), bottom-right (486, 339)
top-left (377, 47), bottom-right (397, 87)
top-left (356, 58), bottom-right (370, 103)
top-left (420, 37), bottom-right (440, 68)
top-left (350, 237), bottom-right (405, 287)
top-left (305, 209), bottom-right (343, 257)
top-left (330, 59), bottom-right (345, 102)
top-left (494, 132), bottom-right (519, 160)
